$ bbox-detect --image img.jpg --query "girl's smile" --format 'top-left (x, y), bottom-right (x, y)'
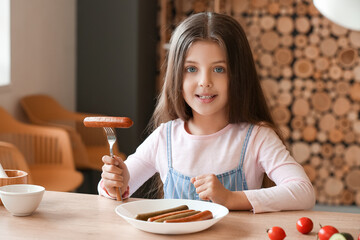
top-left (196, 93), bottom-right (217, 102)
top-left (182, 40), bottom-right (229, 125)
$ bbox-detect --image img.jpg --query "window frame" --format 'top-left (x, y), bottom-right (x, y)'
top-left (0, 0), bottom-right (11, 89)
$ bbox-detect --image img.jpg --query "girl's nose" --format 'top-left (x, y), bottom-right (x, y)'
top-left (199, 72), bottom-right (212, 88)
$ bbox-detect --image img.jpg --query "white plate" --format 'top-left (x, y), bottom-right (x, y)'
top-left (115, 199), bottom-right (229, 235)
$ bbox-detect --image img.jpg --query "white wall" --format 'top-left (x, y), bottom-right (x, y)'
top-left (0, 0), bottom-right (76, 120)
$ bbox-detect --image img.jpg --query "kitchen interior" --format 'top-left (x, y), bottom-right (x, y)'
top-left (0, 0), bottom-right (360, 215)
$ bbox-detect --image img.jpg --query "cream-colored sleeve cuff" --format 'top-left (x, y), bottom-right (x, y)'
top-left (98, 179), bottom-right (130, 200)
top-left (98, 179), bottom-right (115, 200)
top-left (243, 191), bottom-right (260, 214)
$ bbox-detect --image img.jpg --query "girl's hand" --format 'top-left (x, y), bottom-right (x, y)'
top-left (101, 155), bottom-right (130, 199)
top-left (191, 174), bottom-right (231, 205)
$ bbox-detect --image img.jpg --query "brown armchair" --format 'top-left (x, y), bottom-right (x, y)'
top-left (0, 141), bottom-right (33, 184)
top-left (20, 94), bottom-right (125, 171)
top-left (0, 107), bottom-right (83, 192)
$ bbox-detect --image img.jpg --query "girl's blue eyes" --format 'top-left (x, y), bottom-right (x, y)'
top-left (186, 67), bottom-right (197, 73)
top-left (214, 67), bottom-right (225, 73)
top-left (185, 67), bottom-right (225, 73)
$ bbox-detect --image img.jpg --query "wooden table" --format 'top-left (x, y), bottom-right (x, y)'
top-left (1, 191), bottom-right (359, 239)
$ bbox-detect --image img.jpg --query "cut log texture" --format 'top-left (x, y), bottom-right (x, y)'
top-left (333, 97), bottom-right (350, 116)
top-left (338, 48), bottom-right (357, 67)
top-left (349, 83), bottom-right (360, 101)
top-left (311, 92), bottom-right (331, 112)
top-left (275, 48), bottom-right (293, 65)
top-left (260, 31), bottom-right (280, 51)
top-left (320, 38), bottom-right (338, 57)
top-left (293, 59), bottom-right (314, 78)
top-left (161, 0), bottom-right (360, 206)
top-left (345, 170), bottom-right (360, 191)
top-left (291, 142), bottom-right (311, 164)
top-left (340, 190), bottom-right (354, 205)
top-left (295, 17), bottom-right (310, 34)
top-left (302, 126), bottom-right (317, 142)
top-left (277, 16), bottom-right (294, 34)
top-left (324, 177), bottom-right (344, 197)
top-left (291, 116), bottom-right (304, 129)
top-left (272, 106), bottom-right (291, 124)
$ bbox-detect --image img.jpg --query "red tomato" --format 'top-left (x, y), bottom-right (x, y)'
top-left (267, 226), bottom-right (286, 240)
top-left (318, 225), bottom-right (339, 240)
top-left (358, 233), bottom-right (360, 240)
top-left (296, 217), bottom-right (313, 234)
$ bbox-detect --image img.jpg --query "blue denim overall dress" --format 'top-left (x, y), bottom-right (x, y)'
top-left (163, 121), bottom-right (254, 200)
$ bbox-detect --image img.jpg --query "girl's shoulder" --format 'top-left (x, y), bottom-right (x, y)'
top-left (246, 121), bottom-right (277, 134)
top-left (152, 118), bottom-right (183, 135)
top-left (231, 122), bottom-right (271, 133)
top-left (156, 118), bottom-right (181, 128)
top-left (249, 122), bottom-right (284, 144)
top-left (226, 122), bottom-right (281, 143)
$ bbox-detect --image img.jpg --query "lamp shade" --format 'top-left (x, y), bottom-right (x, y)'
top-left (313, 0), bottom-right (360, 31)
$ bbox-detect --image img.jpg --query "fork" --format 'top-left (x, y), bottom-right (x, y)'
top-left (103, 127), bottom-right (122, 201)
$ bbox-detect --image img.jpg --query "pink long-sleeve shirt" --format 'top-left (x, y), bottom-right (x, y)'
top-left (99, 119), bottom-right (315, 213)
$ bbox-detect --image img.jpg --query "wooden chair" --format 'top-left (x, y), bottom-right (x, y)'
top-left (20, 94), bottom-right (125, 171)
top-left (0, 107), bottom-right (83, 192)
top-left (0, 141), bottom-right (34, 184)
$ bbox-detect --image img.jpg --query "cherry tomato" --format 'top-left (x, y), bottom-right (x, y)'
top-left (358, 233), bottom-right (360, 240)
top-left (318, 225), bottom-right (339, 240)
top-left (296, 217), bottom-right (313, 234)
top-left (267, 226), bottom-right (286, 240)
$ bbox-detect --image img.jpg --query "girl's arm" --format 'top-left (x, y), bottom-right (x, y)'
top-left (243, 126), bottom-right (316, 213)
top-left (191, 171), bottom-right (314, 213)
top-left (243, 178), bottom-right (315, 213)
top-left (98, 125), bottom-right (163, 198)
top-left (191, 126), bottom-right (315, 212)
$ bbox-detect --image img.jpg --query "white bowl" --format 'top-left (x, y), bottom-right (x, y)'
top-left (0, 184), bottom-right (45, 216)
top-left (115, 199), bottom-right (229, 234)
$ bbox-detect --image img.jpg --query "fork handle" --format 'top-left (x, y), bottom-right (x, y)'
top-left (110, 154), bottom-right (122, 201)
top-left (113, 156), bottom-right (122, 201)
top-left (116, 188), bottom-right (122, 201)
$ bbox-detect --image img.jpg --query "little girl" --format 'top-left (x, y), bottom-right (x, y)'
top-left (99, 12), bottom-right (315, 213)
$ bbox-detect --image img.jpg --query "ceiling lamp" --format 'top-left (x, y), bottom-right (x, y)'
top-left (313, 0), bottom-right (360, 31)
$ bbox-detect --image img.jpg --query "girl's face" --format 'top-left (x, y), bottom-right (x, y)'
top-left (182, 41), bottom-right (229, 121)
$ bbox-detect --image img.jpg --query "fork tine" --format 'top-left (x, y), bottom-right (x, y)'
top-left (103, 127), bottom-right (116, 157)
top-left (105, 127), bottom-right (116, 138)
top-left (103, 127), bottom-right (111, 136)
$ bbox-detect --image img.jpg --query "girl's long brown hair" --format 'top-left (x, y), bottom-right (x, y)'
top-left (150, 12), bottom-right (281, 140)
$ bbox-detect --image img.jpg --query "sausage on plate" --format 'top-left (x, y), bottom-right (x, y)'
top-left (135, 205), bottom-right (189, 221)
top-left (147, 209), bottom-right (195, 222)
top-left (164, 210), bottom-right (213, 223)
